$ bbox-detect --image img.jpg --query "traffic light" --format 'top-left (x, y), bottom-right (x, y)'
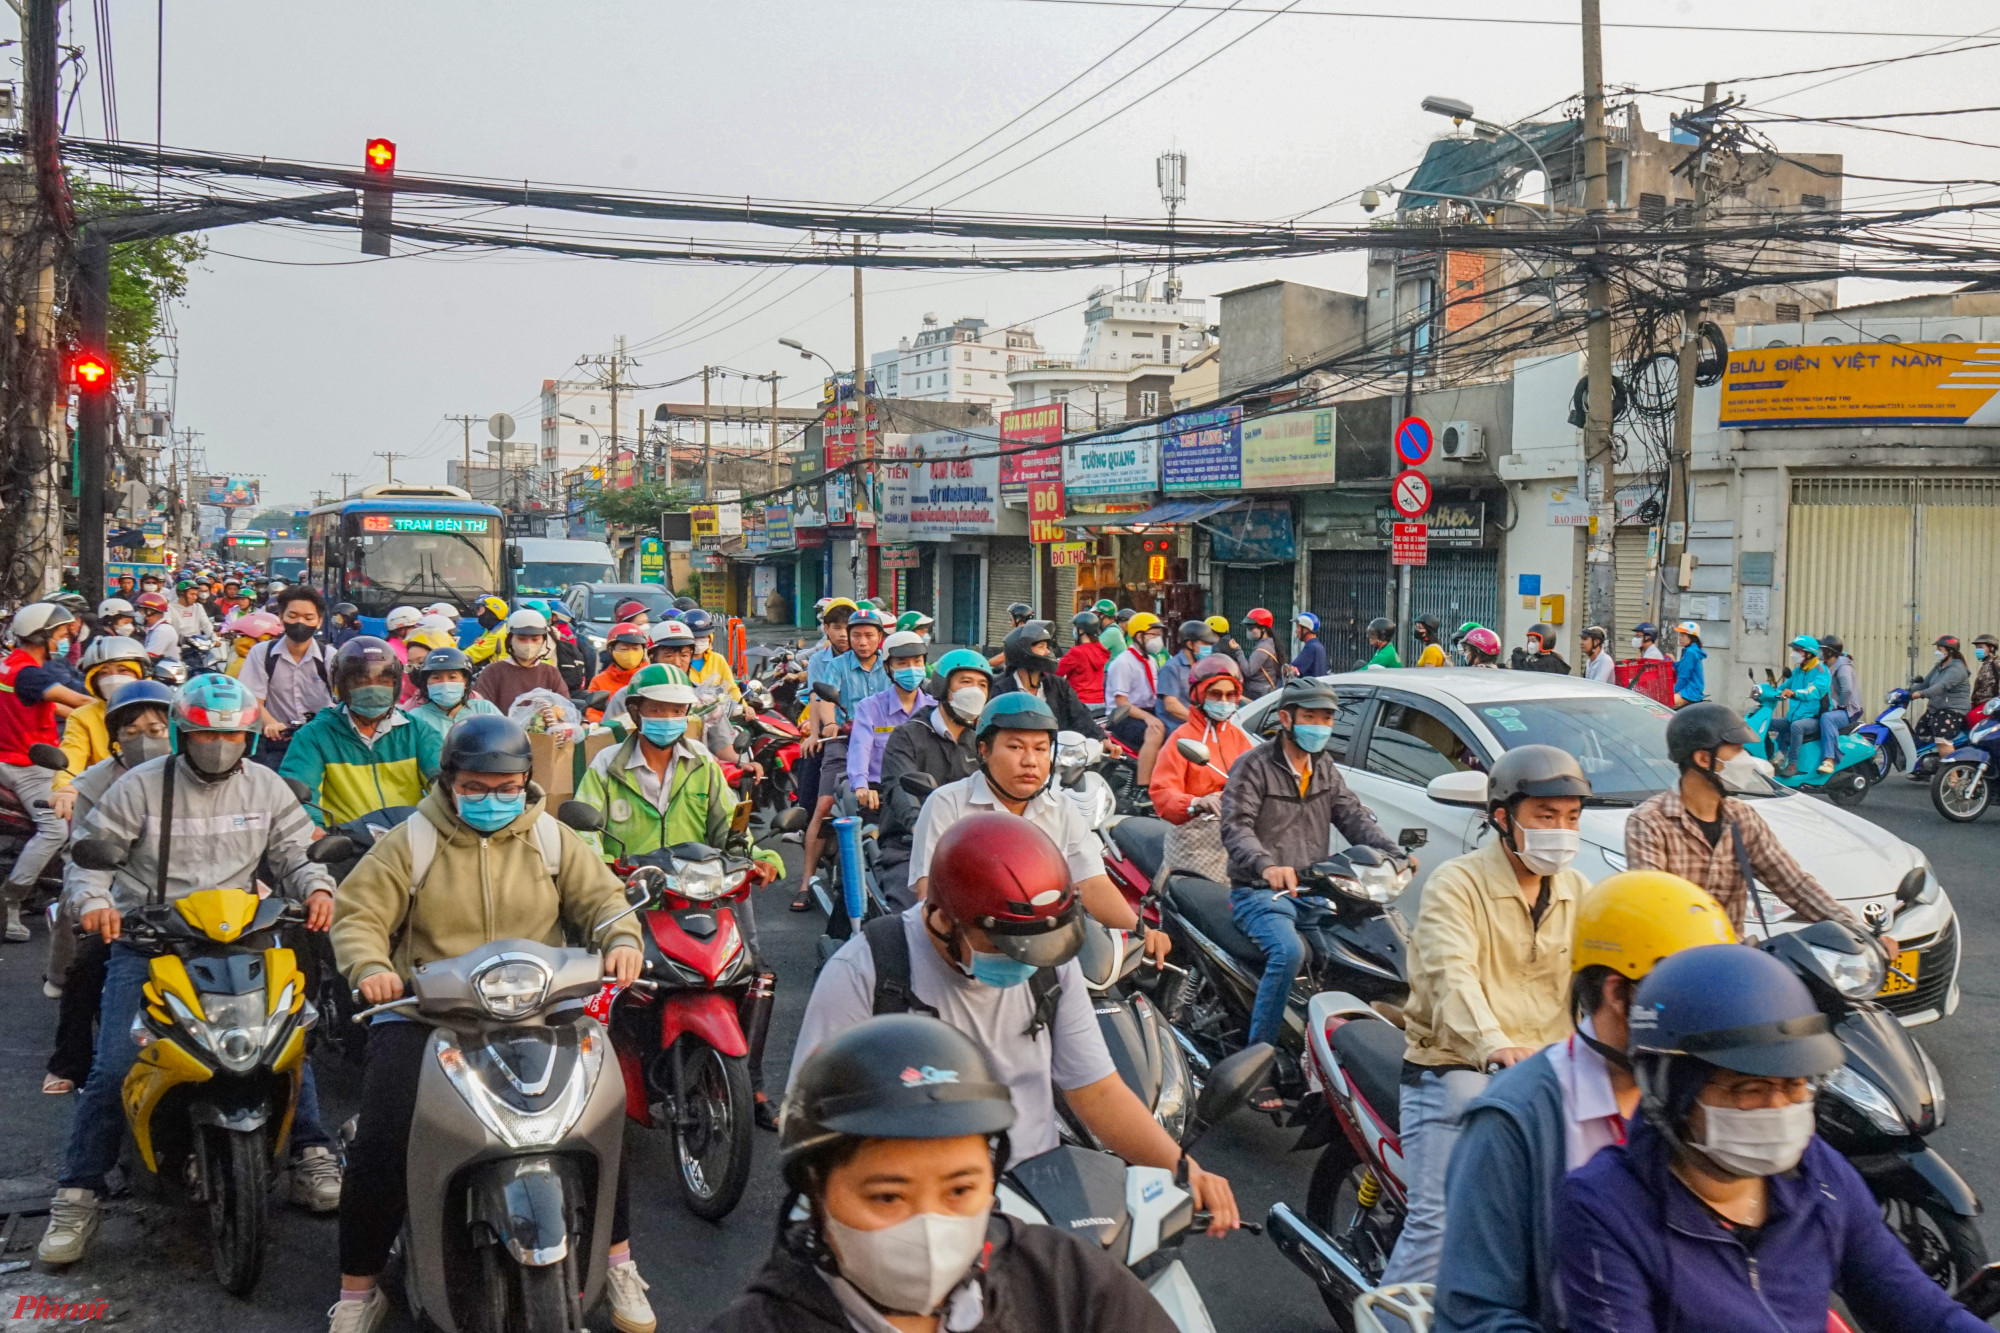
top-left (361, 137), bottom-right (396, 257)
top-left (71, 349), bottom-right (113, 391)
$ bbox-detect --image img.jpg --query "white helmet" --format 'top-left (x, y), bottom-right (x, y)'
top-left (648, 620), bottom-right (695, 647)
top-left (97, 597), bottom-right (135, 619)
top-left (423, 602), bottom-right (459, 620)
top-left (417, 613), bottom-right (458, 638)
top-left (384, 605), bottom-right (423, 633)
top-left (505, 608), bottom-right (550, 634)
top-left (12, 602), bottom-right (76, 642)
top-left (79, 634), bottom-right (149, 673)
top-left (882, 630), bottom-right (928, 660)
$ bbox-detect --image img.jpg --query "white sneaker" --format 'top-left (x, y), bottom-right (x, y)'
top-left (780, 829), bottom-right (804, 844)
top-left (326, 1287), bottom-right (392, 1333)
top-left (36, 1188), bottom-right (99, 1265)
top-left (606, 1259), bottom-right (657, 1333)
top-left (42, 981), bottom-right (61, 999)
top-left (5, 904), bottom-right (30, 943)
top-left (289, 1145), bottom-right (343, 1212)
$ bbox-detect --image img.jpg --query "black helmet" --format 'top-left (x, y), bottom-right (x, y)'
top-left (779, 1014), bottom-right (1016, 1192)
top-left (1486, 744), bottom-right (1591, 810)
top-left (1006, 601), bottom-right (1034, 626)
top-left (1414, 614), bottom-right (1441, 642)
top-left (1817, 633), bottom-right (1844, 658)
top-left (104, 679), bottom-right (175, 734)
top-left (673, 596), bottom-right (699, 611)
top-left (1527, 622), bottom-right (1556, 648)
top-left (438, 714), bottom-right (534, 776)
top-left (1278, 678), bottom-right (1340, 712)
top-left (1366, 616), bottom-right (1395, 641)
top-left (1665, 702), bottom-right (1758, 765)
top-left (331, 636), bottom-right (403, 702)
top-left (409, 645), bottom-right (471, 688)
top-left (1002, 622), bottom-right (1056, 675)
top-left (1177, 618), bottom-right (1218, 646)
top-left (331, 601), bottom-right (359, 621)
top-left (1070, 610), bottom-right (1101, 638)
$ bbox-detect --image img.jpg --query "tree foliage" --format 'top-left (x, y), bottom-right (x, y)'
top-left (586, 480), bottom-right (693, 530)
top-left (71, 178), bottom-right (208, 378)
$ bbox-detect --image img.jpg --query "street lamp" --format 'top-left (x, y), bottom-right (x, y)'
top-left (778, 337), bottom-right (838, 377)
top-left (1421, 96), bottom-right (1553, 209)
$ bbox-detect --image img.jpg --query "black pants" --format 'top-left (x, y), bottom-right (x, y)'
top-left (47, 936), bottom-right (110, 1085)
top-left (338, 1022), bottom-right (631, 1277)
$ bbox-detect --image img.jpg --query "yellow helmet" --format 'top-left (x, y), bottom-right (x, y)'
top-left (1205, 615), bottom-right (1230, 634)
top-left (477, 595), bottom-right (509, 620)
top-left (1125, 611), bottom-right (1163, 636)
top-left (1572, 871), bottom-right (1736, 979)
top-left (821, 597), bottom-right (859, 623)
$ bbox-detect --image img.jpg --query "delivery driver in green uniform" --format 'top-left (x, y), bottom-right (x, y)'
top-left (573, 662), bottom-right (790, 1127)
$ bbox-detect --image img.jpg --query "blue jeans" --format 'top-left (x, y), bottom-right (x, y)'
top-left (60, 943), bottom-right (330, 1195)
top-left (1380, 1066), bottom-right (1490, 1287)
top-left (1818, 709), bottom-right (1854, 762)
top-left (1784, 716), bottom-right (1822, 769)
top-left (1229, 886), bottom-right (1335, 1048)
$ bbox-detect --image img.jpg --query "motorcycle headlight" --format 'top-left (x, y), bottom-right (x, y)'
top-left (1151, 1006), bottom-right (1190, 1143)
top-left (1808, 942), bottom-right (1885, 999)
top-left (1332, 862), bottom-right (1411, 905)
top-left (472, 957), bottom-right (552, 1020)
top-left (1822, 1063), bottom-right (1907, 1135)
top-left (1918, 1041), bottom-right (1947, 1127)
top-left (181, 991), bottom-right (281, 1073)
top-left (670, 859), bottom-right (730, 902)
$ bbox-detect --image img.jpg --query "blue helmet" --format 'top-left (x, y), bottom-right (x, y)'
top-left (681, 608), bottom-right (715, 636)
top-left (974, 691), bottom-right (1059, 744)
top-left (1294, 611), bottom-right (1321, 634)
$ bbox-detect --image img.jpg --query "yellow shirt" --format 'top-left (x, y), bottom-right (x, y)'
top-left (687, 652), bottom-right (741, 705)
top-left (1401, 837), bottom-right (1587, 1069)
top-left (55, 699), bottom-right (112, 791)
top-left (1416, 643), bottom-right (1448, 668)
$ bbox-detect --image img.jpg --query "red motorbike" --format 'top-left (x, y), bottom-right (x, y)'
top-left (736, 673), bottom-right (803, 816)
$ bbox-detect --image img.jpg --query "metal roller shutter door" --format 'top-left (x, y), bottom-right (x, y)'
top-left (1613, 528), bottom-right (1653, 642)
top-left (1410, 549), bottom-right (1499, 643)
top-left (1054, 561), bottom-right (1078, 647)
top-left (984, 538), bottom-right (1033, 652)
top-left (1308, 550), bottom-right (1388, 671)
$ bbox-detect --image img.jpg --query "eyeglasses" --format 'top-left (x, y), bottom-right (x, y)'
top-left (1204, 690), bottom-right (1241, 703)
top-left (456, 782), bottom-right (528, 798)
top-left (1703, 1076), bottom-right (1815, 1110)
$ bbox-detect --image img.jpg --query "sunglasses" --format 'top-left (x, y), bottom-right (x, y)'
top-left (1204, 689), bottom-right (1241, 703)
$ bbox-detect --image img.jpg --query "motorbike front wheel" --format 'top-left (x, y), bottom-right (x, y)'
top-left (1304, 1135), bottom-right (1400, 1332)
top-left (675, 1043), bottom-right (754, 1222)
top-left (1872, 1193), bottom-right (1988, 1321)
top-left (1930, 763), bottom-right (1990, 823)
top-left (202, 1123), bottom-right (269, 1296)
top-left (477, 1243), bottom-right (579, 1333)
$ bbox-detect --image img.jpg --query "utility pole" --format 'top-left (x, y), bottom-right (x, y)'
top-left (702, 365), bottom-right (714, 500)
top-left (447, 413), bottom-right (479, 497)
top-left (853, 236), bottom-right (869, 600)
top-left (764, 371), bottom-right (782, 489)
top-left (608, 334), bottom-right (627, 485)
top-left (1579, 0), bottom-right (1618, 647)
top-left (1661, 82), bottom-right (1717, 627)
top-left (372, 452), bottom-right (397, 485)
top-left (332, 472), bottom-right (356, 500)
top-left (12, 0), bottom-right (68, 600)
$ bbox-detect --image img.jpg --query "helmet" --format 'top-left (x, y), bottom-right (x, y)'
top-left (174, 579), bottom-right (194, 592)
top-left (1245, 607), bottom-right (1275, 629)
top-left (1817, 633), bottom-right (1845, 657)
top-left (548, 604), bottom-right (573, 625)
top-left (476, 596), bottom-right (509, 620)
top-left (1188, 654), bottom-right (1243, 703)
top-left (1070, 611), bottom-right (1101, 637)
top-left (673, 596), bottom-right (699, 612)
top-left (1975, 633), bottom-right (1999, 649)
top-left (1092, 599), bottom-right (1118, 617)
top-left (1527, 622), bottom-right (1556, 647)
top-left (974, 692), bottom-right (1059, 744)
top-left (1205, 615), bottom-right (1231, 635)
top-left (13, 603), bottom-right (77, 640)
top-left (682, 608), bottom-right (716, 637)
top-left (79, 635), bottom-right (149, 695)
top-left (928, 813), bottom-right (1083, 968)
top-left (844, 607), bottom-right (886, 632)
top-left (1463, 627), bottom-right (1503, 658)
top-left (133, 592), bottom-right (170, 615)
top-left (614, 599), bottom-right (650, 621)
top-left (332, 636), bottom-right (403, 702)
top-left (1278, 677), bottom-right (1340, 711)
top-left (895, 610), bottom-right (934, 633)
top-left (331, 602), bottom-right (359, 622)
top-left (1414, 614), bottom-right (1441, 642)
top-left (104, 679), bottom-right (175, 736)
top-left (1115, 608), bottom-right (1136, 624)
top-left (505, 608), bottom-right (550, 635)
top-left (170, 673), bottom-right (261, 745)
top-left (49, 592), bottom-right (87, 613)
top-left (1366, 616), bottom-right (1395, 641)
top-left (1787, 634), bottom-right (1819, 656)
top-left (1572, 873), bottom-right (1736, 980)
top-left (820, 597), bottom-right (858, 623)
top-left (438, 714), bottom-right (534, 776)
top-left (1178, 619), bottom-right (1218, 646)
top-left (1664, 702), bottom-right (1759, 765)
top-left (1486, 745), bottom-right (1591, 810)
top-left (423, 602), bottom-right (460, 620)
top-left (649, 620), bottom-right (695, 648)
top-left (409, 645), bottom-right (471, 687)
top-left (627, 662), bottom-right (697, 707)
top-left (1295, 611), bottom-right (1321, 634)
top-left (882, 631), bottom-right (928, 661)
top-left (1934, 634), bottom-right (1960, 651)
top-left (408, 618), bottom-right (458, 653)
top-left (1673, 620), bottom-right (1701, 639)
top-left (384, 606), bottom-right (422, 633)
top-left (1002, 622), bottom-right (1056, 674)
top-left (1580, 624), bottom-right (1608, 644)
top-left (1124, 612), bottom-right (1162, 637)
top-left (929, 648), bottom-right (992, 691)
top-left (605, 622), bottom-right (648, 649)
top-left (96, 597), bottom-right (134, 619)
top-left (1006, 602), bottom-right (1034, 624)
top-left (232, 612), bottom-right (283, 640)
top-left (779, 1014), bottom-right (1015, 1193)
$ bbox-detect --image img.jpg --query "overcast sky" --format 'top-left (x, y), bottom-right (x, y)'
top-left (48, 0), bottom-right (2000, 507)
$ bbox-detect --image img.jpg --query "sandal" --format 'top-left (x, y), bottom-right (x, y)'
top-left (42, 1073), bottom-right (73, 1095)
top-left (754, 1095), bottom-right (780, 1132)
top-left (1249, 1081), bottom-right (1286, 1115)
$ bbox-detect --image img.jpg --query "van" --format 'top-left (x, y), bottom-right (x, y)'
top-left (514, 537), bottom-right (619, 596)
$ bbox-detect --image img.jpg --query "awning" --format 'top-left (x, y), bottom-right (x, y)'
top-left (1057, 498), bottom-right (1244, 530)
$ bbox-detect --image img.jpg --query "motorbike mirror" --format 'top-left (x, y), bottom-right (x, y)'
top-left (69, 838), bottom-right (127, 872)
top-left (26, 743), bottom-right (68, 772)
top-left (1895, 866), bottom-right (1927, 906)
top-left (811, 680), bottom-right (843, 705)
top-left (1109, 703), bottom-right (1133, 726)
top-left (282, 776), bottom-right (314, 805)
top-left (1175, 738), bottom-right (1212, 768)
top-left (306, 834), bottom-right (357, 865)
top-left (556, 800), bottom-right (606, 833)
top-left (625, 865), bottom-right (669, 905)
top-left (1425, 770), bottom-right (1489, 808)
top-left (1955, 1262), bottom-right (2000, 1320)
top-left (897, 771), bottom-right (940, 799)
top-left (1398, 827), bottom-right (1428, 851)
top-left (583, 690), bottom-right (612, 713)
top-left (772, 806), bottom-right (812, 834)
top-left (1184, 1043), bottom-right (1277, 1150)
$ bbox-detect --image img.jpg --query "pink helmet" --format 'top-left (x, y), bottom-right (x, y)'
top-left (232, 611), bottom-right (283, 640)
top-left (1464, 627), bottom-right (1503, 658)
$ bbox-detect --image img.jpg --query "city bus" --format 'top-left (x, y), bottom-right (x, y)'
top-left (265, 538), bottom-right (308, 584)
top-left (305, 484), bottom-right (516, 637)
top-left (218, 529), bottom-right (269, 564)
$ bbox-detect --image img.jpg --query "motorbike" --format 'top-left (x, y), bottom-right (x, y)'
top-left (292, 796), bottom-right (420, 1063)
top-left (1859, 686), bottom-right (1926, 784)
top-left (0, 743), bottom-right (72, 905)
top-left (67, 839), bottom-right (317, 1296)
top-left (180, 634), bottom-right (225, 677)
top-left (1744, 671), bottom-right (1875, 806)
top-left (1931, 707), bottom-right (1999, 823)
top-left (735, 673), bottom-right (803, 818)
top-left (999, 1043), bottom-right (1275, 1333)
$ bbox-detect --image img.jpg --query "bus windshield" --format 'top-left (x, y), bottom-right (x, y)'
top-left (341, 512), bottom-right (502, 614)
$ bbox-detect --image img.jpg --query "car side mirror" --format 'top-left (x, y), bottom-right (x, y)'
top-left (1426, 770), bottom-right (1490, 808)
top-left (306, 834), bottom-right (357, 865)
top-left (1175, 738), bottom-right (1211, 768)
top-left (556, 800), bottom-right (605, 833)
top-left (27, 743), bottom-right (68, 772)
top-left (772, 806), bottom-right (812, 834)
top-left (70, 839), bottom-right (127, 871)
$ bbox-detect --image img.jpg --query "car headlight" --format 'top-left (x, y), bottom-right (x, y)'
top-left (1808, 943), bottom-right (1885, 999)
top-left (1823, 1063), bottom-right (1906, 1135)
top-left (473, 956), bottom-right (552, 1020)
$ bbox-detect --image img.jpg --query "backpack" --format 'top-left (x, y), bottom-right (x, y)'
top-left (862, 913), bottom-right (1063, 1041)
top-left (403, 806), bottom-right (562, 896)
top-left (263, 637), bottom-right (331, 688)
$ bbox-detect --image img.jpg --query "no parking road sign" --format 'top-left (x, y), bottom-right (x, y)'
top-left (1394, 415), bottom-right (1433, 466)
top-left (1391, 468), bottom-right (1432, 519)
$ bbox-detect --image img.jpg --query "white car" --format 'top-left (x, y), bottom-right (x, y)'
top-left (1236, 669), bottom-right (1960, 1026)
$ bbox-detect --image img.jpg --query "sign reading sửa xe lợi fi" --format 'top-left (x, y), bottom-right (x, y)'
top-left (1720, 341), bottom-right (2000, 428)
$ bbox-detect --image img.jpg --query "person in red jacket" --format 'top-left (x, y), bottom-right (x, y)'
top-left (1148, 655), bottom-right (1256, 825)
top-left (1055, 610), bottom-right (1110, 706)
top-left (0, 604), bottom-right (93, 936)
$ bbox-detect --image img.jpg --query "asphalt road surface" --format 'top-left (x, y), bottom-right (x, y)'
top-left (0, 775), bottom-right (1993, 1330)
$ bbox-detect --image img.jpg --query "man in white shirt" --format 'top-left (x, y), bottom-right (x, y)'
top-left (236, 588), bottom-right (335, 767)
top-left (1101, 611), bottom-right (1167, 783)
top-left (1579, 625), bottom-right (1616, 685)
top-left (136, 595), bottom-right (178, 661)
top-left (164, 582), bottom-right (215, 641)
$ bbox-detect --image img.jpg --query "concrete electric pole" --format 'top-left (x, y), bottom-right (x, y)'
top-left (1579, 0), bottom-right (1618, 645)
top-left (448, 413), bottom-right (479, 497)
top-left (373, 452), bottom-right (398, 485)
top-left (1660, 81), bottom-right (1718, 627)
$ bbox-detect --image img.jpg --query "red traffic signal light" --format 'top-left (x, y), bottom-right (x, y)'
top-left (71, 350), bottom-right (113, 390)
top-left (364, 138), bottom-right (396, 174)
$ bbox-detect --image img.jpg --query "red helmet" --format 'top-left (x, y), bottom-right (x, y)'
top-left (134, 591), bottom-right (170, 613)
top-left (928, 813), bottom-right (1083, 968)
top-left (615, 599), bottom-right (650, 621)
top-left (1245, 607), bottom-right (1275, 629)
top-left (606, 621), bottom-right (647, 648)
top-left (1188, 653), bottom-right (1243, 703)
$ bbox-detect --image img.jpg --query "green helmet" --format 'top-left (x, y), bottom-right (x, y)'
top-left (930, 648), bottom-right (992, 681)
top-left (974, 692), bottom-right (1059, 743)
top-left (1093, 598), bottom-right (1118, 617)
top-left (895, 610), bottom-right (934, 633)
top-left (627, 662), bottom-right (697, 706)
top-left (1788, 634), bottom-right (1821, 658)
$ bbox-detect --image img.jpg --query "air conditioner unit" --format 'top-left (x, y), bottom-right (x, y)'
top-left (1440, 420), bottom-right (1484, 461)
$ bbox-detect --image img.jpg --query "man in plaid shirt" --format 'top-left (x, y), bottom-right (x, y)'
top-left (1625, 703), bottom-right (1879, 949)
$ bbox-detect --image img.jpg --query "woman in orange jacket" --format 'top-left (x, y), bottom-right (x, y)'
top-left (582, 622), bottom-right (647, 721)
top-left (1149, 655), bottom-right (1257, 824)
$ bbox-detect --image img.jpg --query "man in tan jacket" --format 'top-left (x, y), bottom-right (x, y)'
top-left (1381, 744), bottom-right (1594, 1288)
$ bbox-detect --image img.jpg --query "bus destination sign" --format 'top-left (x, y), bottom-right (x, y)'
top-left (360, 515), bottom-right (493, 534)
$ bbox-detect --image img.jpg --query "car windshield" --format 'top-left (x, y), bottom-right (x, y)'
top-left (521, 561), bottom-right (617, 595)
top-left (587, 587), bottom-right (672, 620)
top-left (1473, 695), bottom-right (1773, 802)
top-left (267, 558), bottom-right (307, 582)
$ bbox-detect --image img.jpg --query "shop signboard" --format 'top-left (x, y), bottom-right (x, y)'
top-left (1239, 408), bottom-right (1335, 490)
top-left (1161, 406), bottom-right (1242, 491)
top-left (1719, 341), bottom-right (2000, 428)
top-left (1062, 423), bottom-right (1158, 496)
top-left (766, 504), bottom-right (795, 550)
top-left (1028, 479), bottom-right (1065, 544)
top-left (637, 535), bottom-right (666, 585)
top-left (882, 432), bottom-right (1002, 539)
top-left (1209, 501), bottom-right (1296, 563)
top-left (999, 404), bottom-right (1064, 497)
top-left (879, 543), bottom-right (922, 570)
top-left (690, 505), bottom-right (720, 539)
top-left (716, 502), bottom-right (743, 536)
top-left (1049, 541), bottom-right (1094, 567)
top-left (1426, 500), bottom-right (1487, 547)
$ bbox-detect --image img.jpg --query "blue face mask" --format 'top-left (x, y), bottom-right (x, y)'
top-left (1290, 723), bottom-right (1333, 754)
top-left (1203, 699), bottom-right (1238, 721)
top-left (348, 684), bottom-right (396, 718)
top-left (427, 681), bottom-right (465, 709)
top-left (892, 666), bottom-right (925, 691)
top-left (1192, 644), bottom-right (1212, 659)
top-left (969, 951), bottom-right (1039, 989)
top-left (456, 790), bottom-right (525, 833)
top-left (641, 716), bottom-right (689, 748)
top-left (689, 653), bottom-right (706, 671)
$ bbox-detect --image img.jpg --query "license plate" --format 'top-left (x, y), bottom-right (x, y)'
top-left (1879, 949), bottom-right (1920, 996)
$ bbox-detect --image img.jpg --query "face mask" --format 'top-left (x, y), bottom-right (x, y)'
top-left (640, 716), bottom-right (688, 748)
top-left (946, 688), bottom-right (987, 724)
top-left (968, 950), bottom-right (1038, 989)
top-left (1509, 825), bottom-right (1580, 876)
top-left (1192, 644), bottom-right (1212, 659)
top-left (284, 621), bottom-right (317, 643)
top-left (1141, 635), bottom-right (1163, 655)
top-left (456, 790), bottom-right (525, 833)
top-left (1202, 699), bottom-right (1238, 721)
top-left (1290, 723), bottom-right (1333, 754)
top-left (892, 666), bottom-right (924, 691)
top-left (1935, 648), bottom-right (1947, 662)
top-left (1977, 647), bottom-right (1989, 661)
top-left (108, 621), bottom-right (134, 638)
top-left (119, 734), bottom-right (170, 767)
top-left (1632, 637), bottom-right (1643, 649)
top-left (348, 684), bottom-right (396, 718)
top-left (97, 673), bottom-right (139, 700)
top-left (427, 681), bottom-right (466, 708)
top-left (1692, 1097), bottom-right (1816, 1178)
top-left (611, 646), bottom-right (644, 670)
top-left (1791, 651), bottom-right (1806, 668)
top-left (1712, 751), bottom-right (1764, 793)
top-left (511, 641), bottom-right (543, 664)
top-left (823, 1209), bottom-right (991, 1317)
top-left (183, 735), bottom-right (247, 778)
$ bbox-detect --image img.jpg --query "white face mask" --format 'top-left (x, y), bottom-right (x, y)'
top-left (946, 687), bottom-right (987, 724)
top-left (1935, 648), bottom-right (1947, 662)
top-left (1790, 650), bottom-right (1806, 669)
top-left (1714, 751), bottom-right (1764, 793)
top-left (823, 1209), bottom-right (990, 1316)
top-left (1631, 636), bottom-right (1644, 649)
top-left (1692, 1097), bottom-right (1816, 1178)
top-left (1509, 825), bottom-right (1579, 876)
